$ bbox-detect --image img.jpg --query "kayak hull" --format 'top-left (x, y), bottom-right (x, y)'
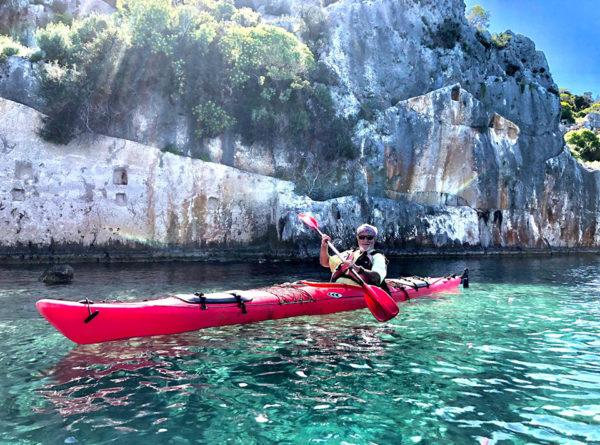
top-left (37, 276), bottom-right (463, 344)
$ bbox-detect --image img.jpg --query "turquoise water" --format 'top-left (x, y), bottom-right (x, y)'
top-left (1, 256), bottom-right (600, 444)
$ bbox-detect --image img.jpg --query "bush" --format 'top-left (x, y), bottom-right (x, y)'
top-left (36, 23), bottom-right (73, 62)
top-left (33, 0), bottom-right (357, 160)
top-left (475, 30), bottom-right (491, 48)
top-left (36, 62), bottom-right (83, 143)
top-left (213, 0), bottom-right (235, 21)
top-left (566, 129), bottom-right (600, 162)
top-left (561, 89), bottom-right (598, 119)
top-left (0, 35), bottom-right (32, 60)
top-left (219, 24), bottom-right (314, 87)
top-left (120, 0), bottom-right (175, 56)
top-left (561, 101), bottom-right (575, 123)
top-left (28, 51), bottom-right (43, 63)
top-left (2, 45), bottom-right (19, 58)
top-left (576, 101), bottom-right (600, 118)
top-left (53, 13), bottom-right (74, 26)
top-left (231, 7), bottom-right (260, 27)
top-left (492, 32), bottom-right (511, 49)
top-left (193, 101), bottom-right (235, 138)
top-left (36, 16), bottom-right (129, 143)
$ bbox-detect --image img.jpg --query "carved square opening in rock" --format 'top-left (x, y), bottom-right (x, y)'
top-left (451, 87), bottom-right (460, 101)
top-left (11, 188), bottom-right (25, 201)
top-left (115, 193), bottom-right (127, 205)
top-left (15, 161), bottom-right (34, 181)
top-left (113, 167), bottom-right (128, 185)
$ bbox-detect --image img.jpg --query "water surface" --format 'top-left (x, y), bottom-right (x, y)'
top-left (1, 256), bottom-right (599, 444)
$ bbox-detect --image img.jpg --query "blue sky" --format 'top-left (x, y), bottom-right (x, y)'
top-left (464, 0), bottom-right (600, 96)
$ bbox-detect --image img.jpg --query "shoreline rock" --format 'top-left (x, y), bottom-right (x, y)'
top-left (4, 245), bottom-right (600, 265)
top-left (39, 263), bottom-right (74, 284)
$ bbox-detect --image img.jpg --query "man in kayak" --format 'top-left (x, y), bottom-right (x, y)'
top-left (319, 224), bottom-right (387, 286)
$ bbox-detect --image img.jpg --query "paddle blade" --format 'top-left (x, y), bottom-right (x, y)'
top-left (363, 284), bottom-right (399, 322)
top-left (297, 213), bottom-right (319, 231)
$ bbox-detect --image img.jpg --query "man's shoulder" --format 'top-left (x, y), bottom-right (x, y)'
top-left (370, 250), bottom-right (388, 265)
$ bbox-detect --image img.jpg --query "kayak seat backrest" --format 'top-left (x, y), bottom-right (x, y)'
top-left (175, 292), bottom-right (253, 305)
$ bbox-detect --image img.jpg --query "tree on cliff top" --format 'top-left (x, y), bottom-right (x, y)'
top-left (466, 6), bottom-right (490, 31)
top-left (560, 88), bottom-right (600, 120)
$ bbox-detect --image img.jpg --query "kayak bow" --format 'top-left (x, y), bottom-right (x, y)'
top-left (37, 272), bottom-right (468, 344)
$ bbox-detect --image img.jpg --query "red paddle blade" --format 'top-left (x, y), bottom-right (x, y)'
top-left (297, 213), bottom-right (319, 231)
top-left (363, 284), bottom-right (399, 322)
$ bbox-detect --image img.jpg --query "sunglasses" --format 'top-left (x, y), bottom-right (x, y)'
top-left (357, 235), bottom-right (374, 240)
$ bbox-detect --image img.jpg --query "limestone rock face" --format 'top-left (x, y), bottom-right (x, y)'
top-left (583, 113), bottom-right (600, 131)
top-left (321, 1), bottom-right (559, 130)
top-left (0, 98), bottom-right (304, 257)
top-left (0, 56), bottom-right (44, 111)
top-left (355, 84), bottom-right (599, 250)
top-left (1, 0), bottom-right (600, 259)
top-left (1, 94), bottom-right (598, 259)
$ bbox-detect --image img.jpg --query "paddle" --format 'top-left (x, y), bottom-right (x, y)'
top-left (297, 213), bottom-right (399, 322)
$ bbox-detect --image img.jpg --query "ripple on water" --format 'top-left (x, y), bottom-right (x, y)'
top-left (2, 258), bottom-right (600, 444)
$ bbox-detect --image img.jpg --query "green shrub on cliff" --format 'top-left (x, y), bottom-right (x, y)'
top-left (36, 15), bottom-right (129, 143)
top-left (119, 0), bottom-right (176, 55)
top-left (0, 34), bottom-right (33, 60)
top-left (33, 0), bottom-right (354, 157)
top-left (561, 101), bottom-right (575, 123)
top-left (560, 89), bottom-right (593, 116)
top-left (566, 129), bottom-right (600, 162)
top-left (576, 101), bottom-right (600, 118)
top-left (491, 32), bottom-right (511, 49)
top-left (193, 101), bottom-right (235, 138)
top-left (36, 23), bottom-right (73, 62)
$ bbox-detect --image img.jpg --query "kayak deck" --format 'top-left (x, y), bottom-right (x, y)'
top-left (37, 273), bottom-right (467, 344)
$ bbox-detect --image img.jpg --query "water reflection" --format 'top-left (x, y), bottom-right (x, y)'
top-left (37, 315), bottom-right (403, 421)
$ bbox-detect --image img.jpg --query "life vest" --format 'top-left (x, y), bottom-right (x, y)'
top-left (331, 248), bottom-right (385, 283)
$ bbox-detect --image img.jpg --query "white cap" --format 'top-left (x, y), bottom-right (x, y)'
top-left (356, 224), bottom-right (378, 236)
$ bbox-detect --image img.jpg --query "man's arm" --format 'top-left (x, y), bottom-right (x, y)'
top-left (354, 267), bottom-right (381, 285)
top-left (320, 235), bottom-right (331, 268)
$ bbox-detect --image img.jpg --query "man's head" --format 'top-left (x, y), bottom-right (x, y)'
top-left (356, 224), bottom-right (377, 252)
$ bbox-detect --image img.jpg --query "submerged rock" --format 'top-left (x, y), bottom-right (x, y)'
top-left (39, 264), bottom-right (74, 285)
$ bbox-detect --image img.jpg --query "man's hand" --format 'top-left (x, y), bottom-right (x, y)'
top-left (352, 265), bottom-right (381, 285)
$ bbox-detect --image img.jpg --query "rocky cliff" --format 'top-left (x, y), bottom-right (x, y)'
top-left (1, 0), bottom-right (599, 261)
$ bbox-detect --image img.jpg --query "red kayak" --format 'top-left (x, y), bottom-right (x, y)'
top-left (37, 272), bottom-right (468, 344)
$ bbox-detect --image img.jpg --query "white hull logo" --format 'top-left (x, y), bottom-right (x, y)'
top-left (327, 292), bottom-right (343, 299)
